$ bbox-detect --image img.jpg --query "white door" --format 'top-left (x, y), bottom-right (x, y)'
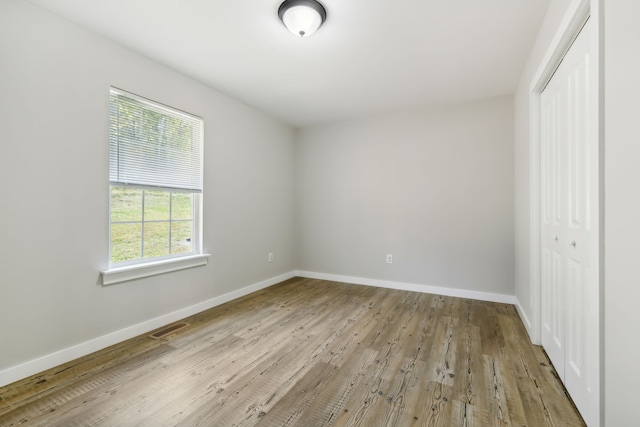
top-left (541, 69), bottom-right (566, 380)
top-left (540, 19), bottom-right (597, 425)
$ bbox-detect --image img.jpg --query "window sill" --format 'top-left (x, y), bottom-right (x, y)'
top-left (101, 254), bottom-right (210, 286)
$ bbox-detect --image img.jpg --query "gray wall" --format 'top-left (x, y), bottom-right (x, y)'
top-left (0, 0), bottom-right (295, 372)
top-left (604, 1), bottom-right (640, 424)
top-left (295, 97), bottom-right (515, 295)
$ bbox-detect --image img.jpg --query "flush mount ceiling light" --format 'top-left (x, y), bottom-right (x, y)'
top-left (278, 0), bottom-right (327, 38)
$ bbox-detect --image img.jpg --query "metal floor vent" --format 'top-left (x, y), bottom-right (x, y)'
top-left (149, 322), bottom-right (191, 340)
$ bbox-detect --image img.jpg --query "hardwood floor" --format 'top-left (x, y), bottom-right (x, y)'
top-left (0, 277), bottom-right (585, 426)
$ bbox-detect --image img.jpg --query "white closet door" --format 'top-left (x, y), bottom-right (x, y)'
top-left (540, 19), bottom-right (595, 425)
top-left (562, 19), bottom-right (593, 420)
top-left (541, 66), bottom-right (566, 380)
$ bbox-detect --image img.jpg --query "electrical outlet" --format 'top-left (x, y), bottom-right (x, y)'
top-left (268, 252), bottom-right (274, 263)
top-left (386, 254), bottom-right (393, 264)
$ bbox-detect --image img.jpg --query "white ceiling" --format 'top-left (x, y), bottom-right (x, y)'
top-left (28, 0), bottom-right (551, 127)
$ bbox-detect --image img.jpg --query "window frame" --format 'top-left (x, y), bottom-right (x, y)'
top-left (101, 88), bottom-right (208, 285)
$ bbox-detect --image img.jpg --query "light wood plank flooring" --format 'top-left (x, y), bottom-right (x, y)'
top-left (0, 277), bottom-right (585, 426)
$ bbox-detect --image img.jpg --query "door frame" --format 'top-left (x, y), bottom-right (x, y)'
top-left (528, 0), bottom-right (601, 425)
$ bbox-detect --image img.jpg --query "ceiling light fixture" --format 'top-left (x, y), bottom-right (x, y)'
top-left (278, 0), bottom-right (327, 38)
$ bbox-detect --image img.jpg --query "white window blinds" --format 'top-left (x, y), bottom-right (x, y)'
top-left (109, 88), bottom-right (203, 192)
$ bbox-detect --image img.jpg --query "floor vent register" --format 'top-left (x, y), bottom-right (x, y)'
top-left (149, 322), bottom-right (191, 340)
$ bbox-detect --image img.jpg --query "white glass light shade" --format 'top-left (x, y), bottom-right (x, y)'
top-left (282, 6), bottom-right (321, 37)
top-left (278, 0), bottom-right (326, 38)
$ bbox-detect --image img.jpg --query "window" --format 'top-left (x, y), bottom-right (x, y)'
top-left (109, 188), bottom-right (196, 262)
top-left (103, 88), bottom-right (207, 284)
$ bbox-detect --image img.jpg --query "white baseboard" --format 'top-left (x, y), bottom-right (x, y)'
top-left (0, 271), bottom-right (296, 388)
top-left (515, 297), bottom-right (540, 345)
top-left (295, 270), bottom-right (517, 305)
